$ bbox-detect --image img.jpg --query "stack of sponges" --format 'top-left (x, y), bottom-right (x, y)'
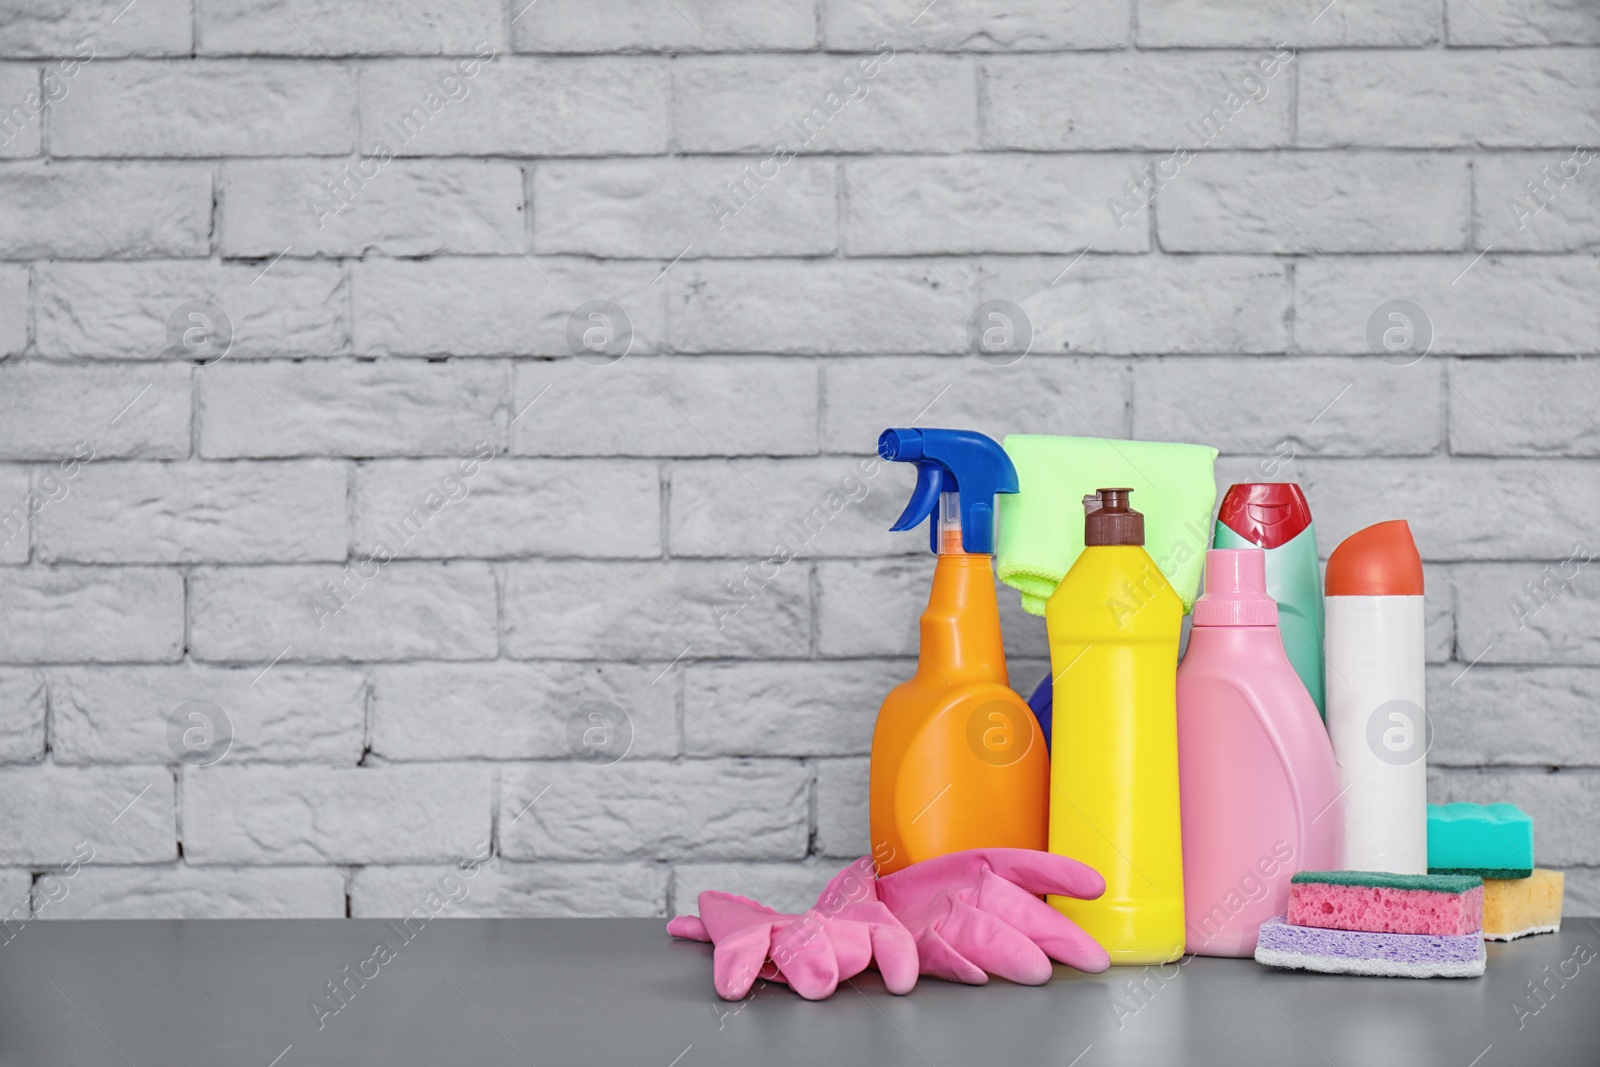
top-left (1428, 802), bottom-right (1563, 941)
top-left (1254, 871), bottom-right (1486, 978)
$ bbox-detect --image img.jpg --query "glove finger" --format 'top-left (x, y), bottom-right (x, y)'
top-left (711, 925), bottom-right (775, 1001)
top-left (974, 869), bottom-right (1110, 974)
top-left (914, 926), bottom-right (988, 985)
top-left (666, 915), bottom-right (710, 942)
top-left (938, 901), bottom-right (1054, 986)
top-left (967, 849), bottom-right (1107, 902)
top-left (698, 891), bottom-right (785, 942)
top-left (822, 921), bottom-right (874, 983)
top-left (773, 931), bottom-right (841, 1000)
top-left (869, 921), bottom-right (919, 995)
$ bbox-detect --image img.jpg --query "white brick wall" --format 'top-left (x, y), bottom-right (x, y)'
top-left (1, 1), bottom-right (1596, 921)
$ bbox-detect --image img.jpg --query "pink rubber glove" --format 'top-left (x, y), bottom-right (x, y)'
top-left (875, 848), bottom-right (1111, 985)
top-left (667, 863), bottom-right (918, 1001)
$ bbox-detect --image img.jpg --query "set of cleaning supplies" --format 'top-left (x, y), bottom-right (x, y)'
top-left (868, 429), bottom-right (1048, 875)
top-left (1213, 483), bottom-right (1326, 716)
top-left (1046, 489), bottom-right (1187, 965)
top-left (1324, 520), bottom-right (1429, 874)
top-left (675, 417), bottom-right (1563, 1001)
top-left (668, 848), bottom-right (1110, 1000)
top-left (1176, 548), bottom-right (1343, 957)
top-left (1427, 801), bottom-right (1563, 941)
top-left (1254, 871), bottom-right (1487, 978)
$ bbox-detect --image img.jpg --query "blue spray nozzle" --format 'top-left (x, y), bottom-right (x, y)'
top-left (877, 427), bottom-right (1019, 554)
top-left (877, 428), bottom-right (926, 463)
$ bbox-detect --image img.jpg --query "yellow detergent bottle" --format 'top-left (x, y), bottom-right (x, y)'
top-left (1046, 488), bottom-right (1186, 964)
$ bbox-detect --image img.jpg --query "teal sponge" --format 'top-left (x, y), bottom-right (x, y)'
top-left (1427, 803), bottom-right (1533, 879)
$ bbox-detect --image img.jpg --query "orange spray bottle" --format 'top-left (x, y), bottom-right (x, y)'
top-left (870, 428), bottom-right (1048, 876)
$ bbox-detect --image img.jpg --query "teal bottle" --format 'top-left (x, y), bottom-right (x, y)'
top-left (1212, 483), bottom-right (1325, 718)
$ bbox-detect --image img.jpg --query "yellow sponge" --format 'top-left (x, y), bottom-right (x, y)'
top-left (1483, 869), bottom-right (1564, 941)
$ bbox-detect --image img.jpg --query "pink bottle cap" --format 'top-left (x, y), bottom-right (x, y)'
top-left (1193, 549), bottom-right (1278, 627)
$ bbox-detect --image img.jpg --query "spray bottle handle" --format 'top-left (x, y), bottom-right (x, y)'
top-left (878, 427), bottom-right (1018, 555)
top-left (889, 462), bottom-right (949, 553)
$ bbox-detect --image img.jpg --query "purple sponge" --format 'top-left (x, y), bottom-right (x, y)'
top-left (1254, 916), bottom-right (1485, 979)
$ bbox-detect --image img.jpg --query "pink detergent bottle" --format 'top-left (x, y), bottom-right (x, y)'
top-left (1177, 549), bottom-right (1343, 956)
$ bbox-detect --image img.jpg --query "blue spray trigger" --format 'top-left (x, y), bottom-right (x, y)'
top-left (888, 462), bottom-right (946, 535)
top-left (877, 427), bottom-right (1019, 555)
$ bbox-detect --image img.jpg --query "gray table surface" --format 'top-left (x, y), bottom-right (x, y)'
top-left (1, 917), bottom-right (1597, 1067)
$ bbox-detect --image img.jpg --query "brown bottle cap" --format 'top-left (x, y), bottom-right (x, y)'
top-left (1084, 487), bottom-right (1144, 546)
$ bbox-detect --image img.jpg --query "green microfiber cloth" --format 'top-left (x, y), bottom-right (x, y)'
top-left (996, 435), bottom-right (1219, 615)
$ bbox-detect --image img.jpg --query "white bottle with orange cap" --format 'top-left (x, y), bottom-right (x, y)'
top-left (1323, 520), bottom-right (1428, 874)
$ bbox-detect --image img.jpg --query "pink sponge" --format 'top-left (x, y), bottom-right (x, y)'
top-left (1287, 871), bottom-right (1483, 936)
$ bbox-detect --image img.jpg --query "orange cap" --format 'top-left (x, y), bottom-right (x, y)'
top-left (1325, 520), bottom-right (1424, 596)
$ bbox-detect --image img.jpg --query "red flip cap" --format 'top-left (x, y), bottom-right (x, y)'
top-left (1325, 520), bottom-right (1424, 596)
top-left (1218, 483), bottom-right (1313, 550)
